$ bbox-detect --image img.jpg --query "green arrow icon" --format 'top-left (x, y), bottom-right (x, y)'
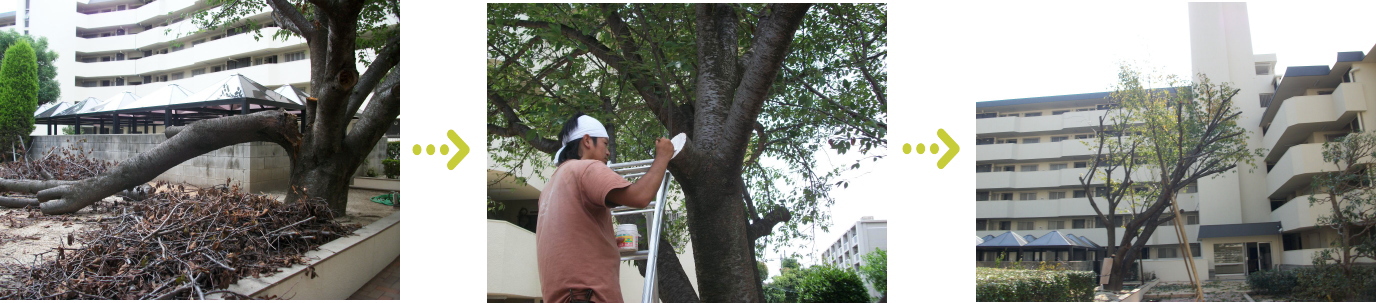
top-left (936, 128), bottom-right (959, 169)
top-left (447, 130), bottom-right (469, 170)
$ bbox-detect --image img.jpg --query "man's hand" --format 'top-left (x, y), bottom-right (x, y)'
top-left (654, 137), bottom-right (674, 162)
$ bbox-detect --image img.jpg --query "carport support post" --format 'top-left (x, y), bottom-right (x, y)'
top-left (74, 117), bottom-right (81, 134)
top-left (242, 99), bottom-right (250, 114)
top-left (164, 109), bottom-right (172, 129)
top-left (112, 114), bottom-right (121, 134)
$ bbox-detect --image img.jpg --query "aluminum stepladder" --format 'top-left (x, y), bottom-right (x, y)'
top-left (608, 158), bottom-right (672, 303)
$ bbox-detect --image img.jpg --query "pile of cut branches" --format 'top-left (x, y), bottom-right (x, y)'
top-left (0, 145), bottom-right (114, 181)
top-left (0, 183), bottom-right (359, 299)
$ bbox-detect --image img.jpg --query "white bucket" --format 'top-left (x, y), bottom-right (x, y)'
top-left (615, 224), bottom-right (639, 252)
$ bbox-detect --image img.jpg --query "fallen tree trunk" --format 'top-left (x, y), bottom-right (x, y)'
top-left (34, 110), bottom-right (301, 214)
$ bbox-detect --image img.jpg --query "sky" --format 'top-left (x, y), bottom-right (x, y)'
top-left (919, 1), bottom-right (1376, 103)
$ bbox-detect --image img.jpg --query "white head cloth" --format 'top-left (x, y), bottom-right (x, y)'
top-left (553, 115), bottom-right (609, 162)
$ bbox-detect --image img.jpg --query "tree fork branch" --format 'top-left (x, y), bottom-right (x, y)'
top-left (36, 110), bottom-right (301, 214)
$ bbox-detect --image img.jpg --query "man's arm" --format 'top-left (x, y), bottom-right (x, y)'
top-left (606, 137), bottom-right (675, 208)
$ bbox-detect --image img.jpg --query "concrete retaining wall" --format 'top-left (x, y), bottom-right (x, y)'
top-left (29, 134), bottom-right (291, 193)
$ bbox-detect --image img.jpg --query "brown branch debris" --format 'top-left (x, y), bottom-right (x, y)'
top-left (0, 183), bottom-right (358, 300)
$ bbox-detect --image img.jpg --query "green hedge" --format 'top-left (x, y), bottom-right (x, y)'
top-left (386, 141), bottom-right (400, 159)
top-left (382, 159), bottom-right (399, 179)
top-left (975, 267), bottom-right (1097, 302)
top-left (1246, 269), bottom-right (1298, 296)
top-left (1293, 266), bottom-right (1376, 301)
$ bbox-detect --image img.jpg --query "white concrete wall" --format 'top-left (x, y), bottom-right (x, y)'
top-left (487, 220), bottom-right (543, 300)
top-left (1141, 257), bottom-right (1209, 282)
top-left (974, 110), bottom-right (1107, 135)
top-left (975, 139), bottom-right (1096, 161)
top-left (1266, 143), bottom-right (1331, 198)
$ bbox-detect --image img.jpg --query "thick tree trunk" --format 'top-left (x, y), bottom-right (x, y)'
top-left (35, 111), bottom-right (300, 214)
top-left (675, 164), bottom-right (763, 303)
top-left (287, 152), bottom-right (357, 215)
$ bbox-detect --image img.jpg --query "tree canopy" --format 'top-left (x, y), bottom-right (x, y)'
top-left (1083, 65), bottom-right (1264, 290)
top-left (0, 40), bottom-right (38, 156)
top-left (0, 31), bottom-right (58, 106)
top-left (488, 3), bottom-right (885, 301)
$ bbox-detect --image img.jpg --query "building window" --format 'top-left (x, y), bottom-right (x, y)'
top-left (977, 219), bottom-right (987, 231)
top-left (1074, 162), bottom-right (1087, 168)
top-left (1049, 163), bottom-right (1068, 170)
top-left (1187, 214), bottom-right (1199, 225)
top-left (1020, 164), bottom-right (1038, 172)
top-left (1001, 113), bottom-right (1019, 117)
top-left (976, 164), bottom-right (992, 173)
top-left (211, 66), bottom-right (223, 72)
top-left (100, 80), bottom-right (110, 86)
top-left (1074, 134), bottom-right (1096, 139)
top-left (1019, 193), bottom-right (1037, 201)
top-left (1050, 136), bottom-right (1068, 142)
top-left (1191, 243), bottom-right (1201, 257)
top-left (101, 56), bottom-right (111, 62)
top-left (1048, 191), bottom-right (1066, 199)
top-left (1022, 138), bottom-right (1040, 144)
top-left (1072, 219), bottom-right (1086, 229)
top-left (191, 68), bottom-right (206, 77)
top-left (1256, 63), bottom-right (1270, 75)
top-left (82, 81), bottom-right (96, 87)
top-left (1016, 222), bottom-right (1034, 230)
top-left (1052, 110), bottom-right (1070, 115)
top-left (1260, 93), bottom-right (1274, 108)
top-left (1095, 187), bottom-right (1107, 197)
top-left (115, 78), bottom-right (124, 86)
top-left (976, 138), bottom-right (995, 145)
top-left (143, 75), bottom-right (152, 83)
top-left (1000, 165), bottom-right (1015, 172)
top-left (1184, 183), bottom-right (1198, 193)
top-left (1048, 221), bottom-right (1065, 229)
top-left (1140, 247), bottom-right (1151, 259)
top-left (1023, 112), bottom-right (1042, 117)
top-left (1158, 247), bottom-right (1179, 259)
top-left (1073, 190), bottom-right (1087, 198)
top-left (999, 193), bottom-right (1013, 201)
top-left (1326, 133), bottom-right (1349, 142)
top-left (998, 221), bottom-right (1011, 230)
top-left (192, 39), bottom-right (205, 47)
top-left (976, 191), bottom-right (989, 201)
top-left (285, 51), bottom-right (307, 62)
top-left (170, 72), bottom-right (184, 80)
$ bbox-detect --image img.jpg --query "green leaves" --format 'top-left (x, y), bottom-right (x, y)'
top-left (0, 39), bottom-right (38, 157)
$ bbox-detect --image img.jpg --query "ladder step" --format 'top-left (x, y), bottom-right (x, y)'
top-left (614, 165), bottom-right (651, 175)
top-left (612, 208), bottom-right (656, 216)
top-left (620, 250), bottom-right (650, 261)
top-left (610, 203), bottom-right (655, 214)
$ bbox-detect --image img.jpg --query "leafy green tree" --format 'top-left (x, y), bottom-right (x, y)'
top-left (795, 265), bottom-right (869, 303)
top-left (0, 40), bottom-right (38, 158)
top-left (1306, 131), bottom-right (1376, 300)
top-left (757, 261), bottom-right (770, 284)
top-left (488, 4), bottom-right (885, 301)
top-left (0, 30), bottom-right (59, 105)
top-left (782, 257), bottom-right (801, 272)
top-left (765, 266), bottom-right (802, 303)
top-left (1083, 65), bottom-right (1264, 290)
top-left (859, 248), bottom-right (886, 294)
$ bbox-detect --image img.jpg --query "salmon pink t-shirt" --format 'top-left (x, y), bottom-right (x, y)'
top-left (536, 159), bottom-right (634, 303)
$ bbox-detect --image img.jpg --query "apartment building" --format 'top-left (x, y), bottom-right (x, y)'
top-left (821, 217), bottom-right (886, 298)
top-left (10, 0), bottom-right (311, 108)
top-left (975, 3), bottom-right (1375, 281)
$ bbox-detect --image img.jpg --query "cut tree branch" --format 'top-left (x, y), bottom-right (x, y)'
top-left (36, 110), bottom-right (302, 214)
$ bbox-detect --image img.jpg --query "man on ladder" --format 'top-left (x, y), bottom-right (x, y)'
top-left (537, 113), bottom-right (674, 303)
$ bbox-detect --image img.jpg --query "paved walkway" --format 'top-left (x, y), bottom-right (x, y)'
top-left (348, 257), bottom-right (400, 300)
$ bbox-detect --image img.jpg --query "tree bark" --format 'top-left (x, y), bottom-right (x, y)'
top-left (35, 110), bottom-right (300, 214)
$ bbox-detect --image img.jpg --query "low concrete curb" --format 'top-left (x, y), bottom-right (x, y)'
top-left (209, 212), bottom-right (400, 299)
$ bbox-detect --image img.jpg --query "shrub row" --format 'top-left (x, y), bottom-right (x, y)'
top-left (975, 267), bottom-right (1097, 302)
top-left (1246, 266), bottom-right (1376, 301)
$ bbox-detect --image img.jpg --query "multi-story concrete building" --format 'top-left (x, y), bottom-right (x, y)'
top-left (821, 217), bottom-right (886, 298)
top-left (976, 2), bottom-right (1375, 281)
top-left (10, 0), bottom-right (311, 110)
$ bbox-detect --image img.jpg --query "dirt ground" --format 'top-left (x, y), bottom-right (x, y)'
top-left (0, 186), bottom-right (399, 265)
top-left (1146, 280), bottom-right (1255, 302)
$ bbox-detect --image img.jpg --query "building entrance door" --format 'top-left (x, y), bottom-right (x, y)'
top-left (1246, 242), bottom-right (1272, 274)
